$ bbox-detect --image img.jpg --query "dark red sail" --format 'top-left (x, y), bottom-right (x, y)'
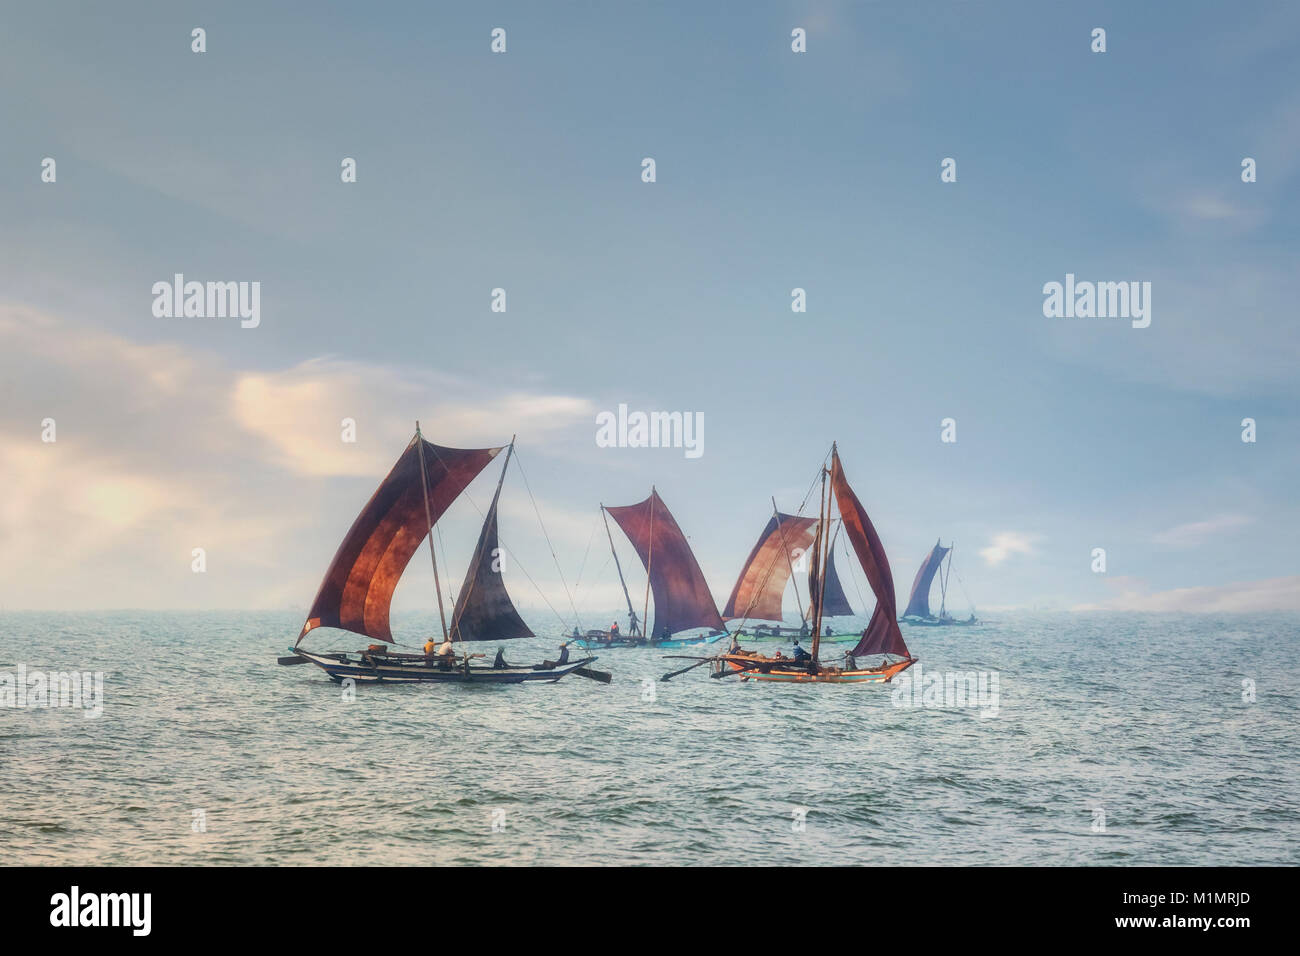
top-left (722, 513), bottom-right (818, 622)
top-left (807, 524), bottom-right (854, 619)
top-left (298, 436), bottom-right (503, 645)
top-left (449, 463), bottom-right (534, 643)
top-left (829, 449), bottom-right (911, 659)
top-left (820, 540), bottom-right (855, 617)
top-left (903, 538), bottom-right (950, 619)
top-left (605, 490), bottom-right (725, 637)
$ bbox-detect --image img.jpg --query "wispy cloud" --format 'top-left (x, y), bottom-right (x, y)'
top-left (233, 358), bottom-right (594, 478)
top-left (979, 531), bottom-right (1038, 567)
top-left (0, 306), bottom-right (596, 610)
top-left (1153, 514), bottom-right (1254, 549)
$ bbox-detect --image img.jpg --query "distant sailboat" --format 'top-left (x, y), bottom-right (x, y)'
top-left (721, 501), bottom-right (858, 643)
top-left (900, 538), bottom-right (977, 626)
top-left (280, 425), bottom-right (602, 684)
top-left (579, 488), bottom-right (726, 649)
top-left (664, 444), bottom-right (917, 684)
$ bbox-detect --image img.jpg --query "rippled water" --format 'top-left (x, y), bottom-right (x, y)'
top-left (1, 611), bottom-right (1296, 865)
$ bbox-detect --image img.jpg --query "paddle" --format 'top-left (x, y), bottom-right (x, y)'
top-left (660, 657), bottom-right (715, 682)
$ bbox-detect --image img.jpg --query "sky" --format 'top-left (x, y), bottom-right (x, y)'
top-left (1, 1), bottom-right (1298, 623)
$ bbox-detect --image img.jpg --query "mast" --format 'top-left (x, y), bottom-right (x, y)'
top-left (449, 436), bottom-right (515, 641)
top-left (939, 543), bottom-right (951, 618)
top-left (601, 503), bottom-right (640, 635)
top-left (415, 421), bottom-right (449, 641)
top-left (772, 497), bottom-right (807, 626)
top-left (810, 457), bottom-right (830, 661)
top-left (642, 486), bottom-right (655, 639)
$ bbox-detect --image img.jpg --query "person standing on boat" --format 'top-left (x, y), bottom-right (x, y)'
top-left (824, 623), bottom-right (832, 637)
top-left (493, 646), bottom-right (508, 668)
top-left (610, 620), bottom-right (620, 640)
top-left (799, 621), bottom-right (809, 639)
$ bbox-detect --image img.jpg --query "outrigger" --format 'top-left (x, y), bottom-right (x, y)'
top-left (279, 425), bottom-right (605, 685)
top-left (661, 443), bottom-right (916, 685)
top-left (576, 489), bottom-right (727, 650)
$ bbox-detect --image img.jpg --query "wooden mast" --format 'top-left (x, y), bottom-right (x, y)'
top-left (810, 455), bottom-right (831, 662)
top-left (642, 486), bottom-right (655, 641)
top-left (772, 496), bottom-right (807, 627)
top-left (939, 543), bottom-right (951, 619)
top-left (448, 435), bottom-right (515, 641)
top-left (601, 503), bottom-right (640, 635)
top-left (415, 421), bottom-right (449, 642)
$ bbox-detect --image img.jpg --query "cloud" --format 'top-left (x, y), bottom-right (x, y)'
top-left (979, 531), bottom-right (1038, 566)
top-left (1073, 575), bottom-right (1300, 613)
top-left (1153, 513), bottom-right (1254, 549)
top-left (232, 358), bottom-right (594, 478)
top-left (0, 305), bottom-right (596, 610)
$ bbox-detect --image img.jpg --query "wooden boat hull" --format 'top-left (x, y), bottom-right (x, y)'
top-left (719, 653), bottom-right (916, 685)
top-left (291, 649), bottom-right (598, 684)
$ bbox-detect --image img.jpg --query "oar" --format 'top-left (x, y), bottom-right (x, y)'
top-left (660, 657), bottom-right (716, 682)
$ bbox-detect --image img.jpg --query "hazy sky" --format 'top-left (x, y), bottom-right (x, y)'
top-left (2, 1), bottom-right (1298, 622)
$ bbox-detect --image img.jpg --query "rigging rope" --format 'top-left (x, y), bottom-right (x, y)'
top-left (512, 447), bottom-right (583, 629)
top-left (571, 510), bottom-right (601, 594)
top-left (423, 441), bottom-right (572, 634)
top-left (733, 448), bottom-right (831, 633)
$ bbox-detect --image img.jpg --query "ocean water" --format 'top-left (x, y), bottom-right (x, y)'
top-left (0, 611), bottom-right (1296, 866)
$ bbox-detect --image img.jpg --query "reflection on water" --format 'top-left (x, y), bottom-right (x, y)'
top-left (0, 611), bottom-right (1296, 865)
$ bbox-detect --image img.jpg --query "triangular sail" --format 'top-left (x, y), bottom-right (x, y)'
top-left (903, 538), bottom-right (950, 618)
top-left (806, 524), bottom-right (854, 619)
top-left (820, 540), bottom-right (854, 617)
top-left (829, 449), bottom-right (911, 659)
top-left (721, 513), bottom-right (818, 622)
top-left (298, 436), bottom-right (503, 645)
top-left (807, 514), bottom-right (824, 622)
top-left (605, 490), bottom-right (725, 637)
top-left (449, 455), bottom-right (534, 643)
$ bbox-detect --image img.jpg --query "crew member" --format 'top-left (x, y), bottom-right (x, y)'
top-left (556, 642), bottom-right (570, 665)
top-left (791, 639), bottom-right (811, 663)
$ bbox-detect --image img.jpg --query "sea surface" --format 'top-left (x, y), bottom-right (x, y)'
top-left (1, 611), bottom-right (1297, 866)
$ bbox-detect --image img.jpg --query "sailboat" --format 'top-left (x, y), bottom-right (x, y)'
top-left (900, 538), bottom-right (978, 626)
top-left (279, 425), bottom-right (600, 684)
top-left (576, 488), bottom-right (727, 649)
top-left (720, 502), bottom-right (859, 643)
top-left (667, 444), bottom-right (916, 684)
